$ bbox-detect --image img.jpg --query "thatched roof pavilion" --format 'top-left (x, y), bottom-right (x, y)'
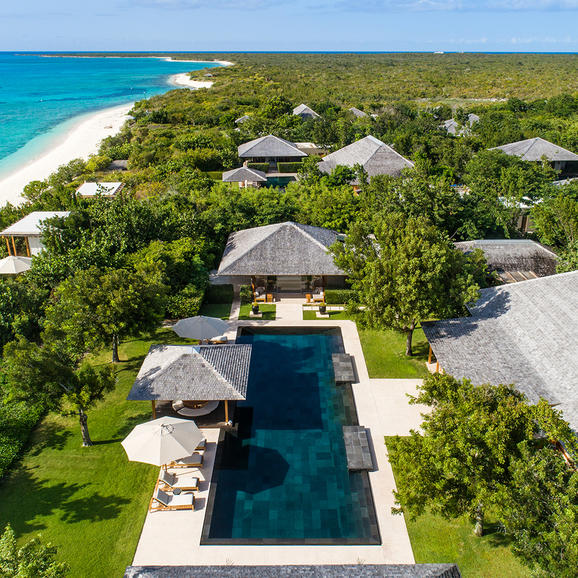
top-left (318, 135), bottom-right (414, 183)
top-left (422, 271), bottom-right (578, 431)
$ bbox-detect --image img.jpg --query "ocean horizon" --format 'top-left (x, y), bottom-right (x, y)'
top-left (0, 53), bottom-right (220, 178)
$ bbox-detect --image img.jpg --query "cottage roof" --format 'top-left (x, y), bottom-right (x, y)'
top-left (491, 137), bottom-right (578, 162)
top-left (238, 135), bottom-right (307, 159)
top-left (235, 115), bottom-right (250, 124)
top-left (454, 239), bottom-right (558, 278)
top-left (422, 271), bottom-right (578, 430)
top-left (222, 167), bottom-right (267, 183)
top-left (0, 211), bottom-right (70, 237)
top-left (76, 182), bottom-right (124, 197)
top-left (442, 114), bottom-right (479, 135)
top-left (127, 344), bottom-right (252, 401)
top-left (217, 221), bottom-right (344, 277)
top-left (349, 107), bottom-right (368, 118)
top-left (318, 135), bottom-right (414, 181)
top-left (293, 104), bottom-right (320, 119)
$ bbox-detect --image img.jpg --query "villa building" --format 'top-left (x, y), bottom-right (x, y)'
top-left (442, 113), bottom-right (480, 136)
top-left (217, 221), bottom-right (346, 295)
top-left (318, 135), bottom-right (414, 188)
top-left (490, 137), bottom-right (578, 177)
top-left (422, 271), bottom-right (578, 431)
top-left (0, 211), bottom-right (70, 257)
top-left (76, 181), bottom-right (124, 198)
top-left (454, 238), bottom-right (558, 282)
top-left (221, 166), bottom-right (267, 188)
top-left (237, 135), bottom-right (307, 169)
top-left (292, 103), bottom-right (320, 120)
top-left (349, 106), bottom-right (368, 118)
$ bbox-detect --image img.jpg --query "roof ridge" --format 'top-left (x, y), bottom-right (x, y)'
top-left (196, 348), bottom-right (240, 397)
top-left (365, 137), bottom-right (414, 167)
top-left (288, 222), bottom-right (333, 253)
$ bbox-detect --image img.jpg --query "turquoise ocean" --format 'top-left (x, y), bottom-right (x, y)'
top-left (0, 53), bottom-right (220, 177)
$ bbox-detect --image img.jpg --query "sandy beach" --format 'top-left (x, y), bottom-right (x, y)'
top-left (0, 104), bottom-right (132, 208)
top-left (169, 73), bottom-right (214, 90)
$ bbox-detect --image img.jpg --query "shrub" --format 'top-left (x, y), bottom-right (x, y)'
top-left (277, 162), bottom-right (303, 173)
top-left (247, 163), bottom-right (270, 173)
top-left (239, 285), bottom-right (253, 304)
top-left (325, 288), bottom-right (356, 304)
top-left (203, 284), bottom-right (233, 304)
top-left (165, 284), bottom-right (204, 318)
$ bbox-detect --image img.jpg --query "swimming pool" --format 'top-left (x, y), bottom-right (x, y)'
top-left (202, 327), bottom-right (380, 545)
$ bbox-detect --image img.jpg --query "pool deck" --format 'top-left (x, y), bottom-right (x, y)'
top-left (132, 319), bottom-right (428, 566)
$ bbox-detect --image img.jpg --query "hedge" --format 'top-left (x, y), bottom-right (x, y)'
top-left (239, 285), bottom-right (253, 304)
top-left (277, 162), bottom-right (303, 173)
top-left (247, 163), bottom-right (270, 173)
top-left (166, 285), bottom-right (204, 318)
top-left (325, 289), bottom-right (356, 304)
top-left (203, 284), bottom-right (234, 304)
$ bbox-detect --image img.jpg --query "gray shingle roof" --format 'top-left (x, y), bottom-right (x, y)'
top-left (349, 107), bottom-right (368, 118)
top-left (442, 114), bottom-right (479, 136)
top-left (217, 221), bottom-right (345, 277)
top-left (491, 137), bottom-right (578, 162)
top-left (454, 239), bottom-right (558, 277)
top-left (293, 104), bottom-right (320, 119)
top-left (422, 271), bottom-right (578, 430)
top-left (238, 135), bottom-right (307, 159)
top-left (235, 115), bottom-right (250, 124)
top-left (76, 182), bottom-right (124, 197)
top-left (0, 211), bottom-right (70, 236)
top-left (125, 565), bottom-right (461, 578)
top-left (127, 344), bottom-right (252, 401)
top-left (318, 136), bottom-right (414, 181)
top-left (222, 167), bottom-right (267, 183)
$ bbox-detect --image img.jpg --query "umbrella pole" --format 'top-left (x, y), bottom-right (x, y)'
top-left (224, 400), bottom-right (229, 424)
top-left (151, 400), bottom-right (156, 419)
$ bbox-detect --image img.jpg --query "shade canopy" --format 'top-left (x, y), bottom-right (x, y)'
top-left (121, 416), bottom-right (203, 466)
top-left (0, 256), bottom-right (32, 275)
top-left (172, 316), bottom-right (228, 340)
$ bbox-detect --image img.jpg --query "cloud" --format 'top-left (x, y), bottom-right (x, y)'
top-left (134, 0), bottom-right (578, 10)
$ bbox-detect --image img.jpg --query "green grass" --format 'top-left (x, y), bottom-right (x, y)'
top-left (0, 330), bottom-right (181, 578)
top-left (198, 301), bottom-right (232, 320)
top-left (387, 439), bottom-right (530, 578)
top-left (302, 308), bottom-right (428, 378)
top-left (238, 303), bottom-right (276, 320)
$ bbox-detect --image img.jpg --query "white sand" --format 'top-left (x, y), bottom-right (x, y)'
top-left (168, 73), bottom-right (214, 90)
top-left (0, 104), bottom-right (132, 208)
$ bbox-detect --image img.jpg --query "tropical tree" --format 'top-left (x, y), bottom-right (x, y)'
top-left (43, 267), bottom-right (165, 363)
top-left (0, 524), bottom-right (68, 577)
top-left (332, 213), bottom-right (481, 355)
top-left (2, 337), bottom-right (115, 446)
top-left (531, 185), bottom-right (578, 249)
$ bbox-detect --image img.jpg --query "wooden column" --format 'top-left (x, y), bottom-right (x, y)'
top-left (435, 361), bottom-right (440, 373)
top-left (428, 345), bottom-right (433, 364)
top-left (224, 400), bottom-right (229, 424)
top-left (4, 237), bottom-right (11, 256)
top-left (151, 400), bottom-right (156, 419)
top-left (24, 237), bottom-right (31, 257)
top-left (11, 236), bottom-right (16, 256)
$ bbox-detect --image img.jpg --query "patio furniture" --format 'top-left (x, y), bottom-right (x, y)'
top-left (159, 470), bottom-right (200, 492)
top-left (150, 487), bottom-right (195, 511)
top-left (306, 293), bottom-right (312, 303)
top-left (312, 289), bottom-right (325, 303)
top-left (166, 452), bottom-right (204, 469)
top-left (209, 335), bottom-right (228, 344)
top-left (172, 400), bottom-right (220, 417)
top-left (254, 287), bottom-right (266, 302)
top-left (196, 438), bottom-right (207, 451)
top-left (266, 293), bottom-right (274, 303)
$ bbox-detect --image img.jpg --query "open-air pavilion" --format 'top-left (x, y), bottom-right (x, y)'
top-left (237, 135), bottom-right (307, 168)
top-left (221, 166), bottom-right (267, 188)
top-left (217, 221), bottom-right (346, 297)
top-left (127, 343), bottom-right (252, 427)
top-left (422, 271), bottom-right (578, 432)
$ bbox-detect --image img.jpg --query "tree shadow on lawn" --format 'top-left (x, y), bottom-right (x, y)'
top-left (0, 467), bottom-right (130, 535)
top-left (483, 520), bottom-right (516, 548)
top-left (28, 423), bottom-right (73, 456)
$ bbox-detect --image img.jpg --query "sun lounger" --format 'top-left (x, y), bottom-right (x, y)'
top-left (209, 335), bottom-right (228, 344)
top-left (165, 453), bottom-right (204, 469)
top-left (159, 470), bottom-right (199, 491)
top-left (196, 439), bottom-right (207, 451)
top-left (150, 488), bottom-right (195, 511)
top-left (312, 290), bottom-right (325, 303)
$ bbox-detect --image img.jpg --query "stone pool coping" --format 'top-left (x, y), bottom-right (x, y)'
top-left (132, 319), bottom-right (423, 566)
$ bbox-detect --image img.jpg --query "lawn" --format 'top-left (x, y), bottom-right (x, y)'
top-left (0, 330), bottom-right (181, 577)
top-left (198, 301), bottom-right (232, 320)
top-left (238, 303), bottom-right (276, 320)
top-left (387, 439), bottom-right (530, 578)
top-left (302, 308), bottom-right (428, 378)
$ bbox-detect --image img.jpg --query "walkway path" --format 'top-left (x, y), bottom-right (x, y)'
top-left (274, 298), bottom-right (303, 321)
top-left (228, 285), bottom-right (241, 320)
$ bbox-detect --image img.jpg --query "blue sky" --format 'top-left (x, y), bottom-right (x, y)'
top-left (0, 0), bottom-right (577, 52)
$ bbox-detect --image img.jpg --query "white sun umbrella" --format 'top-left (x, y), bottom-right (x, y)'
top-left (173, 315), bottom-right (228, 340)
top-left (0, 256), bottom-right (32, 275)
top-left (121, 416), bottom-right (204, 466)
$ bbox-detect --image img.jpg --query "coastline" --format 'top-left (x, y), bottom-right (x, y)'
top-left (169, 73), bottom-right (214, 89)
top-left (0, 104), bottom-right (132, 208)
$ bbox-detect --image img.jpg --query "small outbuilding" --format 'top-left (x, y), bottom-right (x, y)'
top-left (454, 239), bottom-right (558, 282)
top-left (292, 104), bottom-right (320, 120)
top-left (318, 135), bottom-right (414, 186)
top-left (490, 137), bottom-right (578, 177)
top-left (222, 166), bottom-right (267, 188)
top-left (422, 271), bottom-right (578, 431)
top-left (348, 107), bottom-right (368, 118)
top-left (76, 181), bottom-right (124, 198)
top-left (442, 114), bottom-right (479, 136)
top-left (1, 211), bottom-right (70, 257)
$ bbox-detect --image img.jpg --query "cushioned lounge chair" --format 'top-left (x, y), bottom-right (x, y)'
top-left (150, 488), bottom-right (195, 511)
top-left (165, 452), bottom-right (204, 469)
top-left (209, 335), bottom-right (228, 344)
top-left (312, 290), bottom-right (325, 303)
top-left (159, 470), bottom-right (199, 491)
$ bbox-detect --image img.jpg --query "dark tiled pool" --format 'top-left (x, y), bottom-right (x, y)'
top-left (201, 327), bottom-right (380, 545)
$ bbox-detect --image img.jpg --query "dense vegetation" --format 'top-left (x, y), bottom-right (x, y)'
top-left (0, 53), bottom-right (576, 575)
